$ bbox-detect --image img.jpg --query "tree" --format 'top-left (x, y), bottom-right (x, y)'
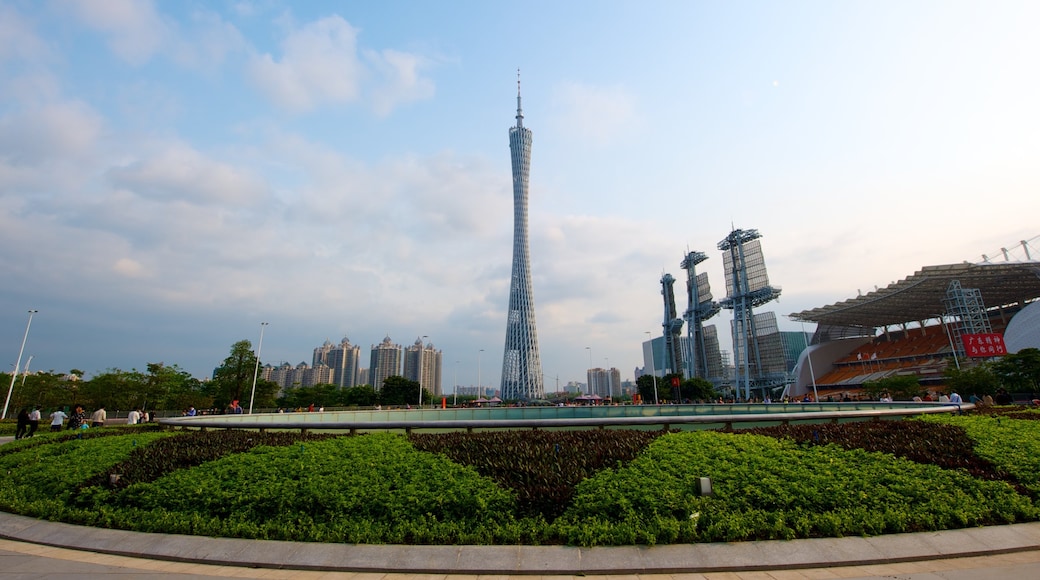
top-left (863, 375), bottom-right (923, 401)
top-left (80, 368), bottom-right (146, 411)
top-left (635, 374), bottom-right (660, 404)
top-left (943, 364), bottom-right (999, 398)
top-left (680, 377), bottom-right (717, 402)
top-left (991, 348), bottom-right (1040, 393)
top-left (343, 385), bottom-right (377, 407)
top-left (379, 375), bottom-right (429, 406)
top-left (209, 340), bottom-right (277, 410)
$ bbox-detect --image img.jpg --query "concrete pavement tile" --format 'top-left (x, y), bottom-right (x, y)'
top-left (699, 572), bottom-right (743, 580)
top-left (814, 566), bottom-right (875, 579)
top-left (964, 521), bottom-right (1040, 552)
top-left (658, 574), bottom-right (710, 580)
top-left (787, 568), bottom-right (840, 580)
top-left (382, 546), bottom-right (462, 574)
top-left (730, 572), bottom-right (775, 579)
top-left (759, 570), bottom-right (812, 579)
top-left (456, 547), bottom-right (521, 574)
top-left (580, 545), bottom-right (650, 574)
top-left (849, 562), bottom-right (906, 576)
top-left (517, 545), bottom-right (583, 574)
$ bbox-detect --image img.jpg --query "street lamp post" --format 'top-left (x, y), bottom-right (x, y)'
top-left (453, 360), bottom-right (459, 406)
top-left (418, 335), bottom-right (428, 407)
top-left (645, 331), bottom-right (659, 405)
top-left (248, 322), bottom-right (268, 414)
top-left (20, 355), bottom-right (33, 389)
top-left (477, 349), bottom-right (484, 398)
top-left (585, 346), bottom-right (592, 395)
top-left (3, 309), bottom-right (38, 420)
top-left (800, 321), bottom-right (819, 403)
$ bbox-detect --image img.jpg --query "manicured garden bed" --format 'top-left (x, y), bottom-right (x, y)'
top-left (0, 410), bottom-right (1036, 546)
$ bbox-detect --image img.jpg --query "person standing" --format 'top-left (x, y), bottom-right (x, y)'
top-left (90, 405), bottom-right (107, 428)
top-left (67, 405), bottom-right (86, 430)
top-left (127, 408), bottom-right (140, 425)
top-left (27, 406), bottom-right (41, 437)
top-left (15, 409), bottom-right (29, 439)
top-left (49, 408), bottom-right (68, 432)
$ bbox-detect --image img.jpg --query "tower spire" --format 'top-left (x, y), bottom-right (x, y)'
top-left (515, 68), bottom-right (524, 127)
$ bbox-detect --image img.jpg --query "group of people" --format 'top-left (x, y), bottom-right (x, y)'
top-left (14, 404), bottom-right (136, 437)
top-left (13, 406), bottom-right (42, 439)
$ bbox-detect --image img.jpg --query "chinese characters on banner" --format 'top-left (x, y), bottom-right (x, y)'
top-left (960, 333), bottom-right (1007, 357)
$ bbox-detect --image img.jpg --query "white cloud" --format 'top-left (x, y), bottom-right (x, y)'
top-left (551, 82), bottom-right (639, 145)
top-left (247, 15), bottom-right (364, 112)
top-left (0, 101), bottom-right (104, 165)
top-left (60, 1), bottom-right (245, 70)
top-left (60, 0), bottom-right (169, 65)
top-left (106, 142), bottom-right (271, 206)
top-left (0, 3), bottom-right (51, 62)
top-left (365, 49), bottom-right (435, 116)
top-left (247, 15), bottom-right (434, 114)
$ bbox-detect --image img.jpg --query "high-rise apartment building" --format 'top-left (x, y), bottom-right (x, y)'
top-left (403, 337), bottom-right (443, 396)
top-left (500, 73), bottom-right (544, 401)
top-left (313, 338), bottom-right (361, 388)
top-left (587, 367), bottom-right (621, 398)
top-left (369, 336), bottom-right (402, 391)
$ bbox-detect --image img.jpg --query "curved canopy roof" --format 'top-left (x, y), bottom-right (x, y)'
top-left (789, 262), bottom-right (1040, 329)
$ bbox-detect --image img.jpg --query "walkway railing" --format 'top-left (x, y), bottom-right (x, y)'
top-left (159, 402), bottom-right (968, 433)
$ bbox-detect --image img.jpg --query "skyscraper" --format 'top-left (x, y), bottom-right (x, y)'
top-left (404, 337), bottom-right (443, 397)
top-left (313, 338), bottom-right (361, 388)
top-left (500, 73), bottom-right (545, 401)
top-left (368, 336), bottom-right (402, 392)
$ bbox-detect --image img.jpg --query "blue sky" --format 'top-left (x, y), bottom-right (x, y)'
top-left (2, 0), bottom-right (1038, 389)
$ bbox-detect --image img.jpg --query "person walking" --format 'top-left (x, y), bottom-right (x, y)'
top-left (90, 405), bottom-right (107, 428)
top-left (14, 408), bottom-right (29, 440)
top-left (67, 405), bottom-right (86, 430)
top-left (26, 406), bottom-right (41, 437)
top-left (49, 408), bottom-right (68, 432)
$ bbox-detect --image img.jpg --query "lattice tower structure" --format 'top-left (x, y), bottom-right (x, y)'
top-left (718, 228), bottom-right (782, 400)
top-left (681, 250), bottom-right (723, 381)
top-left (943, 280), bottom-right (992, 358)
top-left (660, 273), bottom-right (685, 375)
top-left (500, 73), bottom-right (545, 401)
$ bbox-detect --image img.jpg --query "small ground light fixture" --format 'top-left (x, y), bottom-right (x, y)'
top-left (696, 477), bottom-right (713, 497)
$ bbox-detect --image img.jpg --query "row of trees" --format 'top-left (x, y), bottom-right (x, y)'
top-left (634, 373), bottom-right (718, 403)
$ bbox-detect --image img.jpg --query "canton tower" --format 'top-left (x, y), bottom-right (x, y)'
top-left (500, 72), bottom-right (545, 401)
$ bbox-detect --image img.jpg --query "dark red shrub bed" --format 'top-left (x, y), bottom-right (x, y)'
top-left (734, 419), bottom-right (1025, 492)
top-left (409, 429), bottom-right (672, 519)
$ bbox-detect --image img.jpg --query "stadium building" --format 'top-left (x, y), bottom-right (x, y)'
top-left (788, 260), bottom-right (1040, 399)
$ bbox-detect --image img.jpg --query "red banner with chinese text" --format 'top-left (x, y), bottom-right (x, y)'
top-left (961, 333), bottom-right (1007, 357)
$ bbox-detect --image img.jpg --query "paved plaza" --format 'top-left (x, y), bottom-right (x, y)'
top-left (1, 511), bottom-right (1039, 579)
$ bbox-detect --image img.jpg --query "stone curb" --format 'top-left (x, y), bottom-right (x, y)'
top-left (1, 511), bottom-right (1038, 574)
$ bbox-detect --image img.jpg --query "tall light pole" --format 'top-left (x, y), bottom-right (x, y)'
top-left (418, 335), bottom-right (428, 407)
top-left (477, 349), bottom-right (484, 398)
top-left (248, 322), bottom-right (268, 414)
top-left (645, 331), bottom-right (659, 405)
top-left (4, 309), bottom-right (38, 420)
top-left (453, 360), bottom-right (459, 406)
top-left (585, 346), bottom-right (592, 395)
top-left (800, 321), bottom-right (819, 403)
top-left (20, 355), bottom-right (33, 389)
